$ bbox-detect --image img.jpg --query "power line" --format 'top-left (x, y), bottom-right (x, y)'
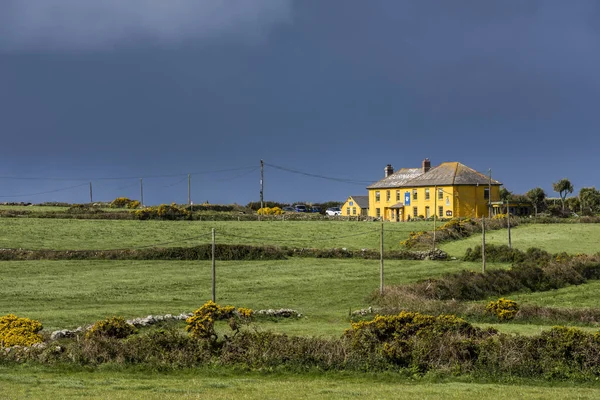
top-left (0, 183), bottom-right (89, 198)
top-left (0, 165), bottom-right (257, 182)
top-left (264, 162), bottom-right (373, 185)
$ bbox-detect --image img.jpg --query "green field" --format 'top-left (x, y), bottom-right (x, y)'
top-left (440, 223), bottom-right (600, 257)
top-left (0, 258), bottom-right (504, 332)
top-left (0, 218), bottom-right (431, 251)
top-left (1, 366), bottom-right (599, 400)
top-left (3, 217), bottom-right (600, 396)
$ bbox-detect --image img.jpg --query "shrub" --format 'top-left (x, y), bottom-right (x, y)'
top-left (126, 200), bottom-right (140, 209)
top-left (257, 207), bottom-right (283, 215)
top-left (134, 203), bottom-right (191, 220)
top-left (0, 314), bottom-right (44, 347)
top-left (110, 197), bottom-right (137, 208)
top-left (486, 298), bottom-right (519, 321)
top-left (186, 301), bottom-right (253, 341)
top-left (85, 317), bottom-right (137, 340)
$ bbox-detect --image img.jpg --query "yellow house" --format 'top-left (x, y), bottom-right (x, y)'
top-left (341, 195), bottom-right (369, 216)
top-left (367, 159), bottom-right (501, 221)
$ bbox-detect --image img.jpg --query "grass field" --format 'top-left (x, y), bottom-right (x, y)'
top-left (0, 258), bottom-right (506, 332)
top-left (2, 366), bottom-right (600, 400)
top-left (3, 217), bottom-right (600, 396)
top-left (440, 223), bottom-right (600, 257)
top-left (0, 218), bottom-right (431, 251)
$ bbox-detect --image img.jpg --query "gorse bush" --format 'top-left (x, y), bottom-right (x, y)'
top-left (186, 301), bottom-right (253, 341)
top-left (486, 298), bottom-right (519, 321)
top-left (85, 317), bottom-right (137, 340)
top-left (110, 197), bottom-right (139, 209)
top-left (134, 203), bottom-right (191, 220)
top-left (0, 314), bottom-right (44, 347)
top-left (257, 207), bottom-right (283, 215)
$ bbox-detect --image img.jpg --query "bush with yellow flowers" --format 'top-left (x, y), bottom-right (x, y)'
top-left (0, 314), bottom-right (44, 347)
top-left (257, 207), bottom-right (283, 215)
top-left (486, 298), bottom-right (519, 321)
top-left (186, 301), bottom-right (254, 341)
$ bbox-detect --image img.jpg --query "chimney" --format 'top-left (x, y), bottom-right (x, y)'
top-left (384, 164), bottom-right (394, 177)
top-left (422, 158), bottom-right (431, 173)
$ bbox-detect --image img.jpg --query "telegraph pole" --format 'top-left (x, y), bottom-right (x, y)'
top-left (140, 178), bottom-right (144, 207)
top-left (188, 174), bottom-right (191, 207)
top-left (488, 169), bottom-right (492, 217)
top-left (260, 159), bottom-right (264, 211)
top-left (482, 215), bottom-right (486, 273)
top-left (89, 182), bottom-right (93, 204)
top-left (380, 222), bottom-right (384, 296)
top-left (432, 185), bottom-right (437, 250)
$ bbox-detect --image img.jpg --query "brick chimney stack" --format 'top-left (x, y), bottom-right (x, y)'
top-left (384, 164), bottom-right (394, 177)
top-left (422, 158), bottom-right (431, 173)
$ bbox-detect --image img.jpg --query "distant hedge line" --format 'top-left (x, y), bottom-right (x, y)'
top-left (0, 245), bottom-right (446, 261)
top-left (383, 246), bottom-right (600, 302)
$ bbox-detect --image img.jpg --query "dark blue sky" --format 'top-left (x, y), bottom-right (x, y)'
top-left (1, 0), bottom-right (599, 205)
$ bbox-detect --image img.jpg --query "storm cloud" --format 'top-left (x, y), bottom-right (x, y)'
top-left (0, 0), bottom-right (292, 51)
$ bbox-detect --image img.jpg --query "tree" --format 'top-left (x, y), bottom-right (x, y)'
top-left (579, 187), bottom-right (600, 215)
top-left (499, 188), bottom-right (512, 213)
top-left (525, 187), bottom-right (546, 216)
top-left (553, 178), bottom-right (574, 211)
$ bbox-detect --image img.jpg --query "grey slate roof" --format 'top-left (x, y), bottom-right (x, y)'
top-left (367, 162), bottom-right (501, 189)
top-left (349, 195), bottom-right (369, 209)
top-left (367, 168), bottom-right (423, 189)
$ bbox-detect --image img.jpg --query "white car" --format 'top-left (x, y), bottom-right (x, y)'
top-left (325, 207), bottom-right (342, 216)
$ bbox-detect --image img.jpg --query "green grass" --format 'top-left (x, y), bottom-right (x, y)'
top-left (1, 366), bottom-right (600, 399)
top-left (508, 280), bottom-right (600, 309)
top-left (0, 219), bottom-right (431, 251)
top-left (0, 258), bottom-right (503, 333)
top-left (440, 223), bottom-right (600, 257)
top-left (0, 205), bottom-right (71, 212)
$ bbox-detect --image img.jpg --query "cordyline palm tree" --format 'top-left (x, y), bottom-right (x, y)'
top-left (553, 179), bottom-right (574, 212)
top-left (526, 187), bottom-right (546, 216)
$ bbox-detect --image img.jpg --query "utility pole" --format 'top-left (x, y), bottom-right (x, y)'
top-left (432, 185), bottom-right (437, 251)
top-left (488, 169), bottom-right (492, 217)
top-left (482, 216), bottom-right (486, 273)
top-left (188, 174), bottom-right (191, 207)
top-left (89, 182), bottom-right (93, 204)
top-left (380, 222), bottom-right (384, 296)
top-left (212, 228), bottom-right (216, 302)
top-left (260, 160), bottom-right (264, 211)
top-left (507, 200), bottom-right (512, 248)
top-left (140, 178), bottom-right (144, 207)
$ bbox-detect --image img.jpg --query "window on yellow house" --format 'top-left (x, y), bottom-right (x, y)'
top-left (413, 207), bottom-right (418, 217)
top-left (376, 208), bottom-right (380, 217)
top-left (413, 189), bottom-right (417, 200)
top-left (375, 191), bottom-right (380, 202)
top-left (396, 190), bottom-right (400, 201)
top-left (386, 190), bottom-right (390, 201)
top-left (439, 206), bottom-right (443, 217)
top-left (346, 207), bottom-right (350, 215)
top-left (438, 189), bottom-right (443, 200)
top-left (425, 188), bottom-right (430, 200)
top-left (425, 206), bottom-right (430, 218)
top-left (352, 207), bottom-right (356, 215)
top-left (484, 187), bottom-right (490, 200)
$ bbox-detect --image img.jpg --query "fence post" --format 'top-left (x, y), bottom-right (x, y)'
top-left (380, 222), bottom-right (384, 296)
top-left (212, 228), bottom-right (216, 302)
top-left (482, 216), bottom-right (486, 273)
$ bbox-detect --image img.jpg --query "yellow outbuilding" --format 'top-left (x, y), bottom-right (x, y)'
top-left (367, 159), bottom-right (501, 221)
top-left (341, 195), bottom-right (369, 216)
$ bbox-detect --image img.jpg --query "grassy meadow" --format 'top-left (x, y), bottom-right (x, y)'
top-left (0, 218), bottom-right (431, 251)
top-left (2, 366), bottom-right (600, 400)
top-left (0, 257), bottom-right (506, 333)
top-left (2, 212), bottom-right (600, 396)
top-left (440, 222), bottom-right (600, 257)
